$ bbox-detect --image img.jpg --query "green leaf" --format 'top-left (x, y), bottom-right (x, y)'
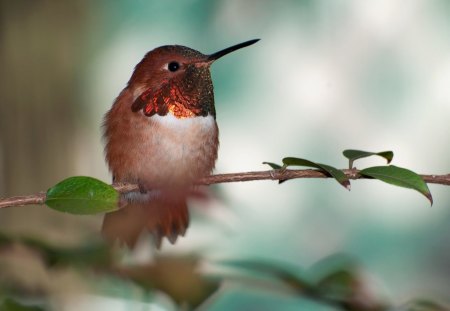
top-left (121, 256), bottom-right (220, 308)
top-left (343, 149), bottom-right (393, 169)
top-left (360, 166), bottom-right (432, 205)
top-left (309, 254), bottom-right (360, 298)
top-left (0, 298), bottom-right (46, 311)
top-left (45, 176), bottom-right (119, 214)
top-left (282, 157), bottom-right (351, 190)
top-left (0, 232), bottom-right (111, 268)
top-left (316, 269), bottom-right (359, 301)
top-left (219, 259), bottom-right (312, 294)
top-left (262, 162), bottom-right (286, 183)
top-left (403, 300), bottom-right (449, 311)
top-left (262, 161), bottom-right (283, 170)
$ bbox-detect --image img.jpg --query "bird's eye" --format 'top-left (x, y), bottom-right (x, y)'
top-left (168, 61), bottom-right (180, 72)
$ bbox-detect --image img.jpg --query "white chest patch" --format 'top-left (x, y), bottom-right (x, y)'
top-left (136, 114), bottom-right (218, 185)
top-left (151, 114), bottom-right (216, 131)
top-left (145, 114), bottom-right (217, 162)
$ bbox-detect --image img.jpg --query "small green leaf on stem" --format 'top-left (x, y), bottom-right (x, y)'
top-left (282, 157), bottom-right (350, 190)
top-left (262, 161), bottom-right (286, 183)
top-left (46, 176), bottom-right (119, 214)
top-left (360, 166), bottom-right (433, 205)
top-left (343, 149), bottom-right (393, 169)
top-left (262, 161), bottom-right (283, 169)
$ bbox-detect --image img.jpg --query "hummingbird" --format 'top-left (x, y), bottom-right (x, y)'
top-left (102, 39), bottom-right (259, 248)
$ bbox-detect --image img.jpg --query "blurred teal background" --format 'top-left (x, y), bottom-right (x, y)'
top-left (1, 0), bottom-right (449, 310)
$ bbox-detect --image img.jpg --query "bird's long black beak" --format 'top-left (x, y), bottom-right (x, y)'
top-left (207, 39), bottom-right (260, 61)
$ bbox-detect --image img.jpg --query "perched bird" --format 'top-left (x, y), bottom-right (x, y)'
top-left (102, 39), bottom-right (259, 247)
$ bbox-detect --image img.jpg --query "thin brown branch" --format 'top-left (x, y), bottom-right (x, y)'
top-left (1, 169), bottom-right (449, 209)
top-left (0, 192), bottom-right (47, 208)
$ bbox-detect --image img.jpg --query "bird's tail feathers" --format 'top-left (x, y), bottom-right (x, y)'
top-left (102, 195), bottom-right (189, 249)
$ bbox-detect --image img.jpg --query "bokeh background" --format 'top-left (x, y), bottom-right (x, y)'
top-left (1, 0), bottom-right (449, 310)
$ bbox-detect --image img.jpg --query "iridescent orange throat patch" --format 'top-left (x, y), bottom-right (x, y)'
top-left (131, 79), bottom-right (215, 119)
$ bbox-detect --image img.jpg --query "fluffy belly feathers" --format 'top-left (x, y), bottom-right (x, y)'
top-left (106, 112), bottom-right (218, 189)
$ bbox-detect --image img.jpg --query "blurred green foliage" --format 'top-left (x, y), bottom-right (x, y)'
top-left (0, 230), bottom-right (447, 310)
top-left (0, 298), bottom-right (45, 311)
